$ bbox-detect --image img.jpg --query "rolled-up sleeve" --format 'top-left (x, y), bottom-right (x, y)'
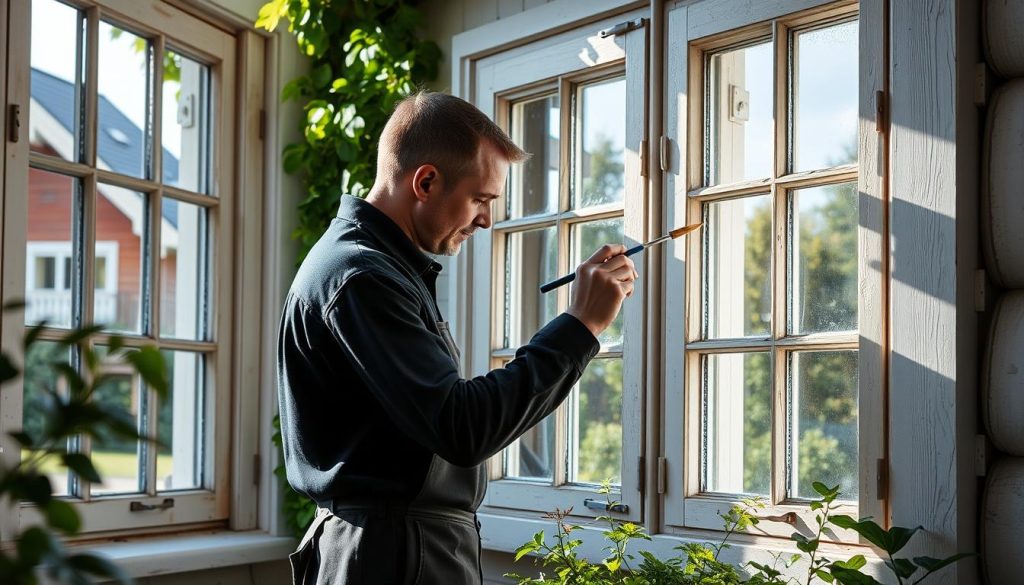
top-left (325, 270), bottom-right (599, 467)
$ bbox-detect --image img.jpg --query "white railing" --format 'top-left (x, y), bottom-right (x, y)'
top-left (25, 290), bottom-right (122, 326)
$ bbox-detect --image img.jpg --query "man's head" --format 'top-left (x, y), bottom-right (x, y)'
top-left (370, 92), bottom-right (528, 256)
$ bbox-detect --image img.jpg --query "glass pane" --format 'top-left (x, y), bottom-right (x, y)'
top-left (162, 50), bottom-right (212, 192)
top-left (792, 21), bottom-right (859, 172)
top-left (161, 199), bottom-right (208, 340)
top-left (96, 184), bottom-right (146, 333)
top-left (790, 351), bottom-right (858, 500)
top-left (572, 218), bottom-right (625, 346)
top-left (505, 414), bottom-right (556, 481)
top-left (98, 22), bottom-right (151, 180)
top-left (503, 227), bottom-right (557, 347)
top-left (30, 0), bottom-right (84, 162)
top-left (704, 352), bottom-right (771, 495)
top-left (707, 41), bottom-right (773, 185)
top-left (573, 358), bottom-right (622, 485)
top-left (575, 78), bottom-right (626, 208)
top-left (790, 182), bottom-right (857, 333)
top-left (91, 370), bottom-right (142, 495)
top-left (26, 169), bottom-right (78, 328)
top-left (157, 350), bottom-right (205, 491)
top-left (705, 195), bottom-right (772, 338)
top-left (508, 96), bottom-right (559, 218)
top-left (22, 341), bottom-right (71, 497)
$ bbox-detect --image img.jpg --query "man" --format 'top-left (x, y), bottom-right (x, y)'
top-left (277, 91), bottom-right (636, 584)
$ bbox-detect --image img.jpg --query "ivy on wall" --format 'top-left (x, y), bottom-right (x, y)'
top-left (257, 0), bottom-right (441, 260)
top-left (256, 0), bottom-right (442, 537)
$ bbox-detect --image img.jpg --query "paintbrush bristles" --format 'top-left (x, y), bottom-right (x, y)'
top-left (668, 223), bottom-right (703, 239)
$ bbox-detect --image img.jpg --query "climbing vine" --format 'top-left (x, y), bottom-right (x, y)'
top-left (256, 0), bottom-right (441, 537)
top-left (256, 0), bottom-right (441, 260)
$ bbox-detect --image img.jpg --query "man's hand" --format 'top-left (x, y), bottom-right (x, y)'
top-left (566, 244), bottom-right (638, 338)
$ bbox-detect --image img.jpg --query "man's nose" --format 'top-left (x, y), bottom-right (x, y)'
top-left (475, 206), bottom-right (492, 229)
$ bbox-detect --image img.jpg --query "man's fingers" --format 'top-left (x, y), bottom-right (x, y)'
top-left (585, 243), bottom-right (627, 264)
top-left (606, 263), bottom-right (637, 282)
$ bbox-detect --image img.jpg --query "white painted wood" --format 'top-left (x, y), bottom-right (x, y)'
top-left (465, 0), bottom-right (499, 30)
top-left (982, 0), bottom-right (1024, 78)
top-left (982, 292), bottom-right (1024, 455)
top-left (87, 0), bottom-right (233, 63)
top-left (981, 457), bottom-right (1024, 583)
top-left (452, 0), bottom-right (641, 76)
top-left (498, 0), bottom-right (524, 20)
top-left (524, 0), bottom-right (549, 9)
top-left (683, 0), bottom-right (844, 41)
top-left (981, 79), bottom-right (1024, 288)
top-left (888, 0), bottom-right (971, 572)
top-left (0, 0), bottom-right (28, 542)
top-left (661, 0), bottom-right (689, 528)
top-left (856, 0), bottom-right (887, 526)
top-left (229, 29), bottom-right (266, 531)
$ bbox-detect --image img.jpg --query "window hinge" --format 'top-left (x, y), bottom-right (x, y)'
top-left (876, 458), bottom-right (888, 500)
top-left (656, 456), bottom-right (667, 494)
top-left (874, 90), bottom-right (888, 133)
top-left (258, 109), bottom-right (266, 140)
top-left (253, 453), bottom-right (261, 486)
top-left (637, 456), bottom-right (645, 492)
top-left (659, 136), bottom-right (671, 173)
top-left (639, 139), bottom-right (648, 178)
top-left (8, 104), bottom-right (21, 143)
top-left (599, 17), bottom-right (646, 39)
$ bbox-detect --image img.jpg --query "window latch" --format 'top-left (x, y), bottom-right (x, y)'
top-left (599, 17), bottom-right (646, 39)
top-left (583, 498), bottom-right (628, 514)
top-left (756, 511), bottom-right (797, 525)
top-left (130, 497), bottom-right (175, 512)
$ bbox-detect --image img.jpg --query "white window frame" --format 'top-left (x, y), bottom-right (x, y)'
top-left (660, 0), bottom-right (885, 540)
top-left (468, 9), bottom-right (648, 523)
top-left (0, 0), bottom-right (267, 540)
top-left (26, 241), bottom-right (118, 294)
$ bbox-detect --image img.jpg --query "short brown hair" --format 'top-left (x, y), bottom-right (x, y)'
top-left (376, 91), bottom-right (528, 183)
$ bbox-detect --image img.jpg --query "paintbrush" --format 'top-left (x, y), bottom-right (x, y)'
top-left (539, 222), bottom-right (703, 293)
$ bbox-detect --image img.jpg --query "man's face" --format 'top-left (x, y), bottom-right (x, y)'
top-left (418, 140), bottom-right (509, 256)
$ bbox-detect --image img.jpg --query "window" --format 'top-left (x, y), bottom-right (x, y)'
top-left (659, 0), bottom-right (883, 538)
top-left (469, 12), bottom-right (647, 520)
top-left (0, 0), bottom-right (247, 535)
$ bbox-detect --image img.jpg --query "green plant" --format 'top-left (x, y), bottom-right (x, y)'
top-left (507, 482), bottom-right (972, 585)
top-left (255, 0), bottom-right (441, 260)
top-left (0, 302), bottom-right (169, 584)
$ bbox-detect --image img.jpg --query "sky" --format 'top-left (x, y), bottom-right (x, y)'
top-left (31, 0), bottom-right (184, 158)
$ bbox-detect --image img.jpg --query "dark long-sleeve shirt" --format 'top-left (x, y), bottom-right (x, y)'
top-left (276, 195), bottom-right (599, 509)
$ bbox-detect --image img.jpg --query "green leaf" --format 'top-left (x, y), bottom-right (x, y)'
top-left (254, 0), bottom-right (288, 31)
top-left (311, 63), bottom-right (332, 89)
top-left (11, 473), bottom-right (54, 506)
top-left (887, 526), bottom-right (922, 554)
top-left (815, 569), bottom-right (835, 583)
top-left (67, 553), bottom-right (132, 585)
top-left (10, 431), bottom-right (35, 448)
top-left (0, 353), bottom-right (18, 384)
top-left (885, 557), bottom-right (917, 579)
top-left (124, 346), bottom-right (168, 398)
top-left (54, 363), bottom-right (86, 397)
top-left (62, 453), bottom-right (102, 483)
top-left (830, 515), bottom-right (890, 551)
top-left (912, 553), bottom-right (975, 574)
top-left (834, 555), bottom-right (867, 570)
top-left (829, 566), bottom-right (884, 585)
top-left (59, 324), bottom-right (104, 346)
top-left (45, 499), bottom-right (81, 534)
top-left (3, 299), bottom-right (27, 311)
top-left (17, 526), bottom-right (55, 566)
top-left (24, 322), bottom-right (48, 349)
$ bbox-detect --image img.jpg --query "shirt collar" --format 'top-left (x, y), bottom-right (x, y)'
top-left (336, 195), bottom-right (443, 278)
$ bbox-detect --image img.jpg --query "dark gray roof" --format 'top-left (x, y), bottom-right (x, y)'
top-left (31, 67), bottom-right (179, 227)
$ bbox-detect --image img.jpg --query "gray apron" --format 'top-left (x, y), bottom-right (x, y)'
top-left (289, 311), bottom-right (489, 584)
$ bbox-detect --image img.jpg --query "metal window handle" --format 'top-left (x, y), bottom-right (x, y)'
top-left (583, 498), bottom-right (629, 514)
top-left (130, 498), bottom-right (175, 512)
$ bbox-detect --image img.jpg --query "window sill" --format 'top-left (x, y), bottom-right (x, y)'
top-left (72, 531), bottom-right (296, 578)
top-left (479, 512), bottom-right (889, 579)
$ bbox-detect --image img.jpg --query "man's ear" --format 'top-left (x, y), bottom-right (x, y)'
top-left (411, 165), bottom-right (441, 202)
